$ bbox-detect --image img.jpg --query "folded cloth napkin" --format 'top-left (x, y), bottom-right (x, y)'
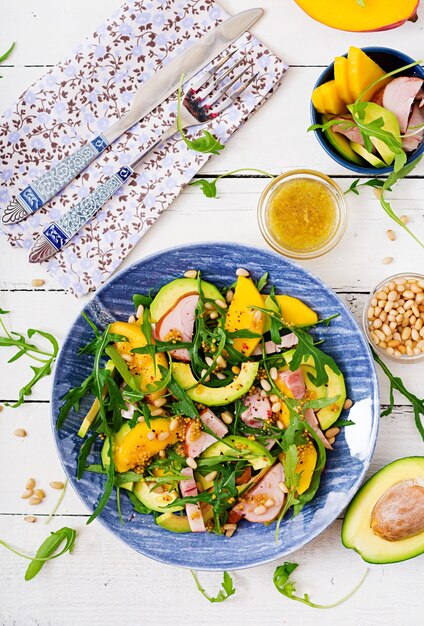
top-left (0, 0), bottom-right (287, 297)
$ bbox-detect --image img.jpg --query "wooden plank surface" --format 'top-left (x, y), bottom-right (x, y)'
top-left (1, 0), bottom-right (424, 624)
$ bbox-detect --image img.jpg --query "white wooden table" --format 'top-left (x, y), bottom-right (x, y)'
top-left (0, 1), bottom-right (423, 624)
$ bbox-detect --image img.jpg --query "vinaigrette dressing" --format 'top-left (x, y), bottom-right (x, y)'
top-left (267, 178), bottom-right (337, 252)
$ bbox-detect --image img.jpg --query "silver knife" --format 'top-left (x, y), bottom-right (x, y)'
top-left (2, 8), bottom-right (263, 225)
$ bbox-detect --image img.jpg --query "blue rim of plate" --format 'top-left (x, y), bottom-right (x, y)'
top-left (51, 242), bottom-right (380, 570)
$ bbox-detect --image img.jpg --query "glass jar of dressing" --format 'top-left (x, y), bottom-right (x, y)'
top-left (257, 169), bottom-right (347, 259)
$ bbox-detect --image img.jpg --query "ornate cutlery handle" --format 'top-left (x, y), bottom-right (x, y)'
top-left (28, 166), bottom-right (133, 263)
top-left (2, 135), bottom-right (109, 225)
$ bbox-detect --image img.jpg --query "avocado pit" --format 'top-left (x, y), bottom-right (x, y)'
top-left (370, 479), bottom-right (424, 542)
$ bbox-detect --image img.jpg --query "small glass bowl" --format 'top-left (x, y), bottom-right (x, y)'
top-left (257, 169), bottom-right (348, 260)
top-left (363, 272), bottom-right (424, 364)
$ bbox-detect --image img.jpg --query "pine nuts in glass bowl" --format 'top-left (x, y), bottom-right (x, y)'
top-left (363, 273), bottom-right (424, 364)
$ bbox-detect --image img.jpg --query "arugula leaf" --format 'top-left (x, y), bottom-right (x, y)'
top-left (275, 443), bottom-right (300, 540)
top-left (87, 435), bottom-right (115, 524)
top-left (191, 570), bottom-right (236, 603)
top-left (167, 375), bottom-right (199, 418)
top-left (0, 526), bottom-right (76, 581)
top-left (378, 155), bottom-right (424, 248)
top-left (177, 75), bottom-right (224, 155)
top-left (345, 178), bottom-right (385, 195)
top-left (77, 433), bottom-right (98, 480)
top-left (57, 373), bottom-right (94, 430)
top-left (308, 118), bottom-right (355, 133)
top-left (128, 490), bottom-right (152, 514)
top-left (356, 0), bottom-right (366, 6)
top-left (372, 348), bottom-right (424, 441)
top-left (331, 418), bottom-right (355, 428)
top-left (6, 360), bottom-right (52, 408)
top-left (0, 42), bottom-right (15, 77)
top-left (256, 272), bottom-right (269, 292)
top-left (133, 293), bottom-right (153, 309)
top-left (273, 562), bottom-right (368, 609)
top-left (190, 168), bottom-right (275, 199)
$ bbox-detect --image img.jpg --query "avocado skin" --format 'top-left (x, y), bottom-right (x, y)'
top-left (342, 457), bottom-right (424, 564)
top-left (150, 278), bottom-right (222, 323)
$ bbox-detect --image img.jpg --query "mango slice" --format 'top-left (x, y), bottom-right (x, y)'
top-left (294, 0), bottom-right (419, 33)
top-left (110, 321), bottom-right (167, 398)
top-left (296, 441), bottom-right (318, 495)
top-left (114, 418), bottom-right (179, 473)
top-left (312, 80), bottom-right (347, 115)
top-left (225, 276), bottom-right (265, 356)
top-left (263, 294), bottom-right (318, 332)
top-left (334, 56), bottom-right (354, 104)
top-left (347, 46), bottom-right (390, 102)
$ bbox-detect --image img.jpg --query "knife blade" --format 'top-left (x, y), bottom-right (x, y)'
top-left (2, 8), bottom-right (263, 225)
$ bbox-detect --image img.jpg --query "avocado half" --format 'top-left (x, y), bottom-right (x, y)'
top-left (150, 278), bottom-right (222, 323)
top-left (342, 457), bottom-right (424, 564)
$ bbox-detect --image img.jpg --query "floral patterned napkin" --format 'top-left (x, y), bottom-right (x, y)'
top-left (0, 0), bottom-right (287, 297)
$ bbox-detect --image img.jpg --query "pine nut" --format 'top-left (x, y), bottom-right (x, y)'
top-left (14, 428), bottom-right (27, 437)
top-left (388, 290), bottom-right (397, 301)
top-left (264, 498), bottom-right (275, 508)
top-left (225, 290), bottom-right (234, 304)
top-left (400, 215), bottom-right (409, 224)
top-left (216, 355), bottom-right (227, 368)
top-left (386, 229), bottom-right (395, 241)
top-left (382, 324), bottom-right (391, 337)
top-left (26, 478), bottom-right (35, 490)
top-left (186, 456), bottom-right (197, 469)
top-left (225, 528), bottom-right (236, 538)
top-left (223, 523), bottom-right (237, 531)
top-left (153, 397), bottom-right (167, 407)
top-left (276, 420), bottom-right (284, 429)
top-left (270, 394), bottom-right (279, 403)
top-left (170, 418), bottom-right (179, 432)
top-left (253, 505), bottom-right (267, 515)
top-left (158, 431), bottom-right (169, 441)
top-left (343, 398), bottom-right (353, 410)
top-left (209, 311), bottom-right (218, 320)
top-left (34, 489), bottom-right (45, 499)
top-left (31, 278), bottom-right (45, 287)
top-left (272, 402), bottom-right (281, 413)
top-left (403, 290), bottom-right (415, 299)
top-left (50, 481), bottom-right (64, 490)
top-left (327, 436), bottom-right (336, 445)
top-left (204, 302), bottom-right (214, 310)
top-left (215, 298), bottom-right (227, 309)
top-left (221, 411), bottom-right (233, 425)
top-left (205, 356), bottom-right (214, 367)
top-left (383, 257), bottom-right (393, 264)
top-left (158, 450), bottom-right (166, 459)
top-left (29, 497), bottom-right (42, 505)
top-left (24, 515), bottom-right (37, 523)
top-left (236, 267), bottom-right (250, 277)
top-left (373, 319), bottom-right (382, 329)
top-left (374, 329), bottom-right (385, 341)
top-left (128, 314), bottom-right (136, 324)
top-left (260, 389), bottom-right (267, 397)
top-left (201, 369), bottom-right (211, 382)
top-left (147, 431), bottom-right (155, 441)
top-left (150, 408), bottom-right (165, 417)
top-left (270, 367), bottom-right (278, 381)
top-left (184, 269), bottom-right (197, 279)
top-left (136, 304), bottom-right (144, 319)
top-left (253, 310), bottom-right (262, 323)
top-left (278, 481), bottom-right (289, 493)
top-left (205, 471), bottom-right (218, 483)
top-left (325, 427), bottom-right (340, 438)
top-left (376, 291), bottom-right (387, 300)
top-left (121, 353), bottom-right (132, 363)
top-left (21, 490), bottom-right (33, 499)
top-left (402, 327), bottom-right (411, 341)
top-left (216, 372), bottom-right (226, 380)
top-left (260, 378), bottom-right (271, 392)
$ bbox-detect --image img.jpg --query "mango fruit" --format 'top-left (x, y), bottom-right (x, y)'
top-left (312, 80), bottom-right (347, 115)
top-left (263, 294), bottom-right (318, 332)
top-left (334, 56), bottom-right (354, 104)
top-left (347, 46), bottom-right (390, 102)
top-left (113, 418), bottom-right (179, 473)
top-left (110, 321), bottom-right (167, 399)
top-left (225, 276), bottom-right (265, 356)
top-left (296, 441), bottom-right (318, 495)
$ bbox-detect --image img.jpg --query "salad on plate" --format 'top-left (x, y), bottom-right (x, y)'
top-left (58, 269), bottom-right (348, 538)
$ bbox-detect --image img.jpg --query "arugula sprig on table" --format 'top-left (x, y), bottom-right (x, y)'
top-left (0, 309), bottom-right (59, 408)
top-left (273, 562), bottom-right (368, 609)
top-left (0, 42), bottom-right (15, 78)
top-left (372, 348), bottom-right (424, 441)
top-left (0, 527), bottom-right (76, 581)
top-left (191, 570), bottom-right (236, 603)
top-left (190, 168), bottom-right (275, 198)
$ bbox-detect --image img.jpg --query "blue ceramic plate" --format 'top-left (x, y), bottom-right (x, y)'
top-left (52, 243), bottom-right (379, 570)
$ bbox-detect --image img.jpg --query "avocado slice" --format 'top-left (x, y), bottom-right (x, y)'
top-left (133, 481), bottom-right (183, 513)
top-left (348, 102), bottom-right (400, 165)
top-left (101, 423), bottom-right (134, 491)
top-left (200, 435), bottom-right (274, 471)
top-left (156, 505), bottom-right (214, 533)
top-left (342, 457), bottom-right (424, 564)
top-left (350, 142), bottom-right (386, 168)
top-left (281, 350), bottom-right (346, 430)
top-left (150, 278), bottom-right (222, 323)
top-left (171, 361), bottom-right (258, 406)
top-left (321, 115), bottom-right (363, 165)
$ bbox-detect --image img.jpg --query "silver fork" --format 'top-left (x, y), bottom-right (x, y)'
top-left (28, 58), bottom-right (258, 263)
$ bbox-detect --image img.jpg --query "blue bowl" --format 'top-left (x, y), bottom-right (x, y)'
top-left (52, 242), bottom-right (379, 570)
top-left (311, 47), bottom-right (424, 175)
